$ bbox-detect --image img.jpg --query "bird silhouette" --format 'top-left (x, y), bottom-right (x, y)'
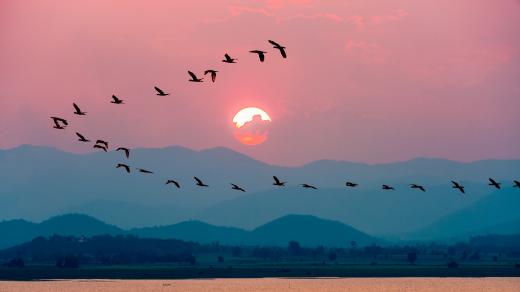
top-left (194, 176), bottom-right (209, 187)
top-left (231, 183), bottom-right (246, 192)
top-left (116, 163), bottom-right (130, 173)
top-left (75, 132), bottom-right (90, 142)
top-left (301, 183), bottom-right (317, 189)
top-left (111, 95), bottom-right (124, 104)
top-left (50, 117), bottom-right (68, 129)
top-left (204, 70), bottom-right (218, 82)
top-left (488, 178), bottom-right (501, 190)
top-left (268, 40), bottom-right (287, 58)
top-left (514, 180), bottom-right (520, 188)
top-left (451, 181), bottom-right (465, 194)
top-left (272, 176), bottom-right (286, 186)
top-left (95, 140), bottom-right (109, 149)
top-left (188, 71), bottom-right (203, 82)
top-left (137, 168), bottom-right (153, 174)
top-left (250, 50), bottom-right (267, 62)
top-left (222, 53), bottom-right (237, 63)
top-left (154, 86), bottom-right (169, 96)
top-left (166, 180), bottom-right (181, 188)
top-left (410, 184), bottom-right (426, 192)
top-left (382, 184), bottom-right (395, 190)
top-left (73, 103), bottom-right (86, 115)
top-left (93, 144), bottom-right (107, 152)
top-left (116, 147), bottom-right (130, 159)
top-left (346, 181), bottom-right (358, 187)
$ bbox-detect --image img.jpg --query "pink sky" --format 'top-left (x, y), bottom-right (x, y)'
top-left (1, 0), bottom-right (519, 166)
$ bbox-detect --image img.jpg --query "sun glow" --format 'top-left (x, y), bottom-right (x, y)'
top-left (232, 107), bottom-right (272, 146)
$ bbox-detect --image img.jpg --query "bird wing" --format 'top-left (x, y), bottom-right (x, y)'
top-left (155, 86), bottom-right (166, 95)
top-left (204, 70), bottom-right (213, 75)
top-left (73, 103), bottom-right (81, 113)
top-left (188, 71), bottom-right (198, 80)
top-left (211, 72), bottom-right (216, 82)
top-left (194, 176), bottom-right (203, 184)
top-left (173, 181), bottom-right (180, 188)
top-left (76, 132), bottom-right (86, 140)
top-left (268, 40), bottom-right (281, 47)
top-left (489, 178), bottom-right (497, 185)
top-left (273, 176), bottom-right (281, 184)
top-left (112, 95), bottom-right (118, 101)
top-left (259, 52), bottom-right (265, 62)
top-left (224, 53), bottom-right (231, 60)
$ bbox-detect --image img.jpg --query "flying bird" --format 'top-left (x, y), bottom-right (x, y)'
top-left (346, 181), bottom-right (358, 187)
top-left (154, 86), bottom-right (169, 96)
top-left (514, 180), bottom-right (520, 188)
top-left (250, 50), bottom-right (267, 62)
top-left (73, 103), bottom-right (86, 115)
top-left (410, 184), bottom-right (426, 192)
top-left (230, 183), bottom-right (246, 192)
top-left (188, 71), bottom-right (203, 82)
top-left (451, 181), bottom-right (465, 194)
top-left (116, 147), bottom-right (130, 159)
top-left (301, 183), bottom-right (317, 189)
top-left (111, 95), bottom-right (124, 104)
top-left (272, 176), bottom-right (286, 186)
top-left (95, 140), bottom-right (109, 149)
top-left (222, 53), bottom-right (237, 63)
top-left (204, 70), bottom-right (218, 82)
top-left (137, 168), bottom-right (154, 174)
top-left (194, 176), bottom-right (209, 187)
top-left (166, 180), bottom-right (181, 188)
top-left (116, 163), bottom-right (130, 173)
top-left (75, 132), bottom-right (90, 142)
top-left (382, 184), bottom-right (395, 190)
top-left (268, 40), bottom-right (287, 58)
top-left (93, 144), bottom-right (107, 152)
top-left (488, 178), bottom-right (501, 190)
top-left (50, 117), bottom-right (68, 129)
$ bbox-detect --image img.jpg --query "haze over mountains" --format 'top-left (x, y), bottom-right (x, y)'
top-left (1, 145), bottom-right (519, 237)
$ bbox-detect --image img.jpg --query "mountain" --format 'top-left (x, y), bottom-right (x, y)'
top-left (0, 214), bottom-right (123, 248)
top-left (249, 215), bottom-right (378, 246)
top-left (0, 213), bottom-right (379, 248)
top-left (410, 187), bottom-right (520, 240)
top-left (1, 145), bottom-right (519, 234)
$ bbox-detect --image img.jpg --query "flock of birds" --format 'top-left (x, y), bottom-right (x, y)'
top-left (50, 39), bottom-right (520, 194)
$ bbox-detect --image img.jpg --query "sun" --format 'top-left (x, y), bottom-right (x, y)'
top-left (233, 107), bottom-right (272, 146)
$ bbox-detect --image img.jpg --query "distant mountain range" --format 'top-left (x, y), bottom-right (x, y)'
top-left (0, 213), bottom-right (380, 249)
top-left (1, 145), bottom-right (519, 235)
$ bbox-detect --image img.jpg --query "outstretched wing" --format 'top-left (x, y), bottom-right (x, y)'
top-left (273, 176), bottom-right (281, 184)
top-left (73, 103), bottom-right (82, 113)
top-left (188, 71), bottom-right (198, 80)
top-left (194, 176), bottom-right (203, 184)
top-left (154, 86), bottom-right (165, 95)
top-left (268, 40), bottom-right (281, 47)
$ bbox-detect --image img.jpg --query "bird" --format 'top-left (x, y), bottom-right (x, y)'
top-left (50, 117), bottom-right (68, 129)
top-left (250, 50), bottom-right (267, 62)
top-left (513, 180), bottom-right (520, 188)
top-left (73, 103), bottom-right (86, 115)
top-left (137, 168), bottom-right (153, 174)
top-left (222, 53), bottom-right (237, 63)
top-left (301, 183), bottom-right (317, 189)
top-left (116, 147), bottom-right (130, 159)
top-left (268, 40), bottom-right (287, 58)
top-left (488, 178), bottom-right (501, 190)
top-left (154, 86), bottom-right (169, 96)
top-left (382, 184), bottom-right (395, 190)
top-left (272, 176), bottom-right (286, 186)
top-left (204, 70), bottom-right (218, 82)
top-left (166, 180), bottom-right (181, 188)
top-left (410, 184), bottom-right (426, 192)
top-left (116, 163), bottom-right (130, 173)
top-left (230, 183), bottom-right (246, 192)
top-left (93, 144), bottom-right (107, 152)
top-left (95, 140), bottom-right (109, 149)
top-left (194, 176), bottom-right (209, 187)
top-left (188, 71), bottom-right (203, 82)
top-left (75, 132), bottom-right (90, 142)
top-left (346, 181), bottom-right (358, 187)
top-left (451, 181), bottom-right (465, 194)
top-left (111, 95), bottom-right (124, 104)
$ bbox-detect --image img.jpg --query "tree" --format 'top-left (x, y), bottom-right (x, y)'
top-left (328, 251), bottom-right (337, 262)
top-left (288, 241), bottom-right (302, 257)
top-left (407, 252), bottom-right (417, 265)
top-left (231, 246), bottom-right (242, 257)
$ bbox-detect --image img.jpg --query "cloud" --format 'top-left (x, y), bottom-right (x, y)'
top-left (370, 9), bottom-right (408, 24)
top-left (344, 40), bottom-right (389, 64)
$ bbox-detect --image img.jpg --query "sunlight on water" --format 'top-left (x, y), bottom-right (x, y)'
top-left (1, 278), bottom-right (519, 292)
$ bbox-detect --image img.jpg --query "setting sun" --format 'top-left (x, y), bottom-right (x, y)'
top-left (233, 107), bottom-right (272, 146)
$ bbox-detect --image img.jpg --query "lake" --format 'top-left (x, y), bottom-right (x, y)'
top-left (0, 278), bottom-right (519, 291)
